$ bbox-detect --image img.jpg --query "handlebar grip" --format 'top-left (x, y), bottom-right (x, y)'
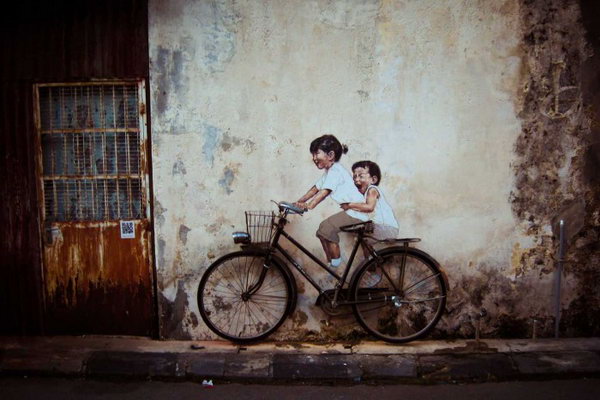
top-left (279, 201), bottom-right (306, 215)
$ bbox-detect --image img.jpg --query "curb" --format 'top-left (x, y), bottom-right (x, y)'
top-left (2, 337), bottom-right (600, 384)
top-left (3, 349), bottom-right (600, 384)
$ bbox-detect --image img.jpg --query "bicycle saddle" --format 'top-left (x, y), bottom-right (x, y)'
top-left (375, 237), bottom-right (421, 243)
top-left (340, 221), bottom-right (374, 233)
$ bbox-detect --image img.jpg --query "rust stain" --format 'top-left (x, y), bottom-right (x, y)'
top-left (43, 220), bottom-right (152, 306)
top-left (510, 242), bottom-right (525, 276)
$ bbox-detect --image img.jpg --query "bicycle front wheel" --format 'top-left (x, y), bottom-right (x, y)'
top-left (198, 250), bottom-right (294, 343)
top-left (351, 248), bottom-right (446, 343)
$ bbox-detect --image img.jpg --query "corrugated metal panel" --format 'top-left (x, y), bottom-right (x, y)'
top-left (1, 0), bottom-right (149, 80)
top-left (0, 0), bottom-right (151, 335)
top-left (0, 82), bottom-right (44, 335)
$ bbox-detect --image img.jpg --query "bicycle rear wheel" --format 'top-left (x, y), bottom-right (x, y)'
top-left (198, 250), bottom-right (294, 343)
top-left (351, 247), bottom-right (446, 343)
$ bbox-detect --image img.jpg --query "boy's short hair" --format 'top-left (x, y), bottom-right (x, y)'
top-left (352, 160), bottom-right (382, 185)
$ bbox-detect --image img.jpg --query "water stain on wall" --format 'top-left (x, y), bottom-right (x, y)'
top-left (154, 46), bottom-right (189, 116)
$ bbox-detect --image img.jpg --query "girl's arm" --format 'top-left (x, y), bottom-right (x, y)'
top-left (340, 187), bottom-right (379, 212)
top-left (295, 187), bottom-right (331, 210)
top-left (305, 189), bottom-right (331, 210)
top-left (294, 186), bottom-right (319, 209)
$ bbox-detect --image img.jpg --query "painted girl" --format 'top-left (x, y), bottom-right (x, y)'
top-left (294, 135), bottom-right (369, 267)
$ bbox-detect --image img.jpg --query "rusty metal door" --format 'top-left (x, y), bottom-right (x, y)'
top-left (34, 82), bottom-right (155, 336)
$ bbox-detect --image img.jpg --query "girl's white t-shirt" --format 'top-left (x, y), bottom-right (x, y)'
top-left (364, 185), bottom-right (399, 229)
top-left (315, 163), bottom-right (368, 221)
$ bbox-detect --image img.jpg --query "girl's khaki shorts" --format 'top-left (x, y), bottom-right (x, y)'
top-left (316, 211), bottom-right (363, 243)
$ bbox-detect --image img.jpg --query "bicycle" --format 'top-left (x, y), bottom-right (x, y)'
top-left (197, 201), bottom-right (447, 344)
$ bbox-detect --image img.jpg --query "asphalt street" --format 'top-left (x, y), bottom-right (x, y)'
top-left (2, 377), bottom-right (600, 400)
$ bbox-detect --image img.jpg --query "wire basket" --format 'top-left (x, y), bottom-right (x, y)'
top-left (245, 211), bottom-right (276, 245)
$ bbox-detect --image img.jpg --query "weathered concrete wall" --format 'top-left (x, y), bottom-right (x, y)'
top-left (509, 0), bottom-right (600, 337)
top-left (148, 0), bottom-right (599, 340)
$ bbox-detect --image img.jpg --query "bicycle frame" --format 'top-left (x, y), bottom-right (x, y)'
top-left (200, 205), bottom-right (447, 344)
top-left (246, 210), bottom-right (381, 306)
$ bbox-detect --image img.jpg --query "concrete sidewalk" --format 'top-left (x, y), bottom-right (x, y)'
top-left (1, 336), bottom-right (600, 384)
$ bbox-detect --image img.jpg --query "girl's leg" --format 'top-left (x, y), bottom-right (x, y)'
top-left (317, 211), bottom-right (362, 264)
top-left (318, 236), bottom-right (333, 262)
top-left (327, 241), bottom-right (341, 259)
top-left (319, 237), bottom-right (341, 266)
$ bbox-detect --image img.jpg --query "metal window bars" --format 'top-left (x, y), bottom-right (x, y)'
top-left (37, 83), bottom-right (145, 222)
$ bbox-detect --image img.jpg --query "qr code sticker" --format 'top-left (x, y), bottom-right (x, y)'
top-left (120, 221), bottom-right (135, 239)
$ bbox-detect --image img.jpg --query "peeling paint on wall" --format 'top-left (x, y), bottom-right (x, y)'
top-left (221, 132), bottom-right (256, 153)
top-left (159, 280), bottom-right (192, 339)
top-left (154, 199), bottom-right (167, 227)
top-left (218, 166), bottom-right (236, 195)
top-left (195, 0), bottom-right (239, 73)
top-left (178, 224), bottom-right (191, 245)
top-left (202, 124), bottom-right (223, 167)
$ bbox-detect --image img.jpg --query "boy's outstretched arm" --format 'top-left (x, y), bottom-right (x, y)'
top-left (340, 187), bottom-right (378, 212)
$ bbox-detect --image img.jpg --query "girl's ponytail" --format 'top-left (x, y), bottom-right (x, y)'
top-left (341, 144), bottom-right (349, 154)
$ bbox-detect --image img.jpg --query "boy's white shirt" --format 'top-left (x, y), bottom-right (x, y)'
top-left (364, 185), bottom-right (399, 229)
top-left (315, 163), bottom-right (369, 221)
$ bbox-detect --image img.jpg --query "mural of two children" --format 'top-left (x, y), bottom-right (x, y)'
top-left (294, 134), bottom-right (399, 268)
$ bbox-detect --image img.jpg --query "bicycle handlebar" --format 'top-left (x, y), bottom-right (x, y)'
top-left (278, 201), bottom-right (307, 215)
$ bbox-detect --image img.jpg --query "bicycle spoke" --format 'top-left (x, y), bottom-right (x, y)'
top-left (210, 299), bottom-right (243, 330)
top-left (248, 299), bottom-right (280, 327)
top-left (213, 267), bottom-right (243, 294)
top-left (248, 297), bottom-right (285, 318)
top-left (380, 266), bottom-right (400, 292)
top-left (252, 290), bottom-right (286, 299)
top-left (245, 302), bottom-right (266, 333)
top-left (400, 295), bottom-right (446, 304)
top-left (225, 259), bottom-right (246, 293)
top-left (404, 273), bottom-right (440, 295)
top-left (230, 300), bottom-right (245, 336)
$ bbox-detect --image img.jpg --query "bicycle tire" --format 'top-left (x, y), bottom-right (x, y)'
top-left (351, 247), bottom-right (446, 343)
top-left (198, 249), bottom-right (296, 343)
